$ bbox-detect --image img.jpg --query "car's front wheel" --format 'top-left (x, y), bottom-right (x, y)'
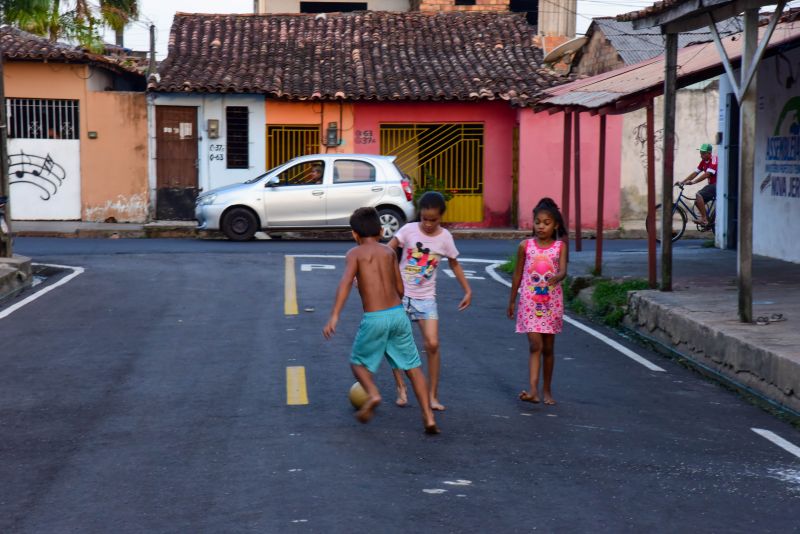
top-left (377, 208), bottom-right (404, 240)
top-left (222, 207), bottom-right (258, 241)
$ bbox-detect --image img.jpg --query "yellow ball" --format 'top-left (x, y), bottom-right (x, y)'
top-left (349, 381), bottom-right (369, 409)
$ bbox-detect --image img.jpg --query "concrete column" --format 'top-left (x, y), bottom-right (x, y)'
top-left (737, 9), bottom-right (758, 323)
top-left (660, 33), bottom-right (678, 291)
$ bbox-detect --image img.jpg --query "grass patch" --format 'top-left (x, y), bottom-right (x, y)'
top-left (591, 279), bottom-right (651, 327)
top-left (498, 254), bottom-right (517, 274)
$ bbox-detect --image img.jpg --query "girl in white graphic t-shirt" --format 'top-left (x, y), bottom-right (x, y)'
top-left (388, 192), bottom-right (472, 411)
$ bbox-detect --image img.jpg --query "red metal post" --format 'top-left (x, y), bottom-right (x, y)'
top-left (646, 101), bottom-right (657, 288)
top-left (573, 112), bottom-right (582, 252)
top-left (561, 111), bottom-right (572, 253)
top-left (594, 115), bottom-right (606, 275)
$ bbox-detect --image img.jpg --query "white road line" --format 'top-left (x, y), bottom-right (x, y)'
top-left (0, 263), bottom-right (84, 320)
top-left (486, 263), bottom-right (666, 373)
top-left (562, 316), bottom-right (666, 372)
top-left (288, 254), bottom-right (507, 264)
top-left (752, 428), bottom-right (800, 460)
top-left (291, 254), bottom-right (665, 372)
top-left (288, 254), bottom-right (345, 259)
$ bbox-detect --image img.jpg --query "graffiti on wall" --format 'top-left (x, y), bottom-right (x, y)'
top-left (8, 150), bottom-right (67, 200)
top-left (632, 122), bottom-right (674, 171)
top-left (762, 96), bottom-right (800, 199)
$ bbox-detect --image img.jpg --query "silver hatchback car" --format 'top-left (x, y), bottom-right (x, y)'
top-left (196, 154), bottom-right (415, 241)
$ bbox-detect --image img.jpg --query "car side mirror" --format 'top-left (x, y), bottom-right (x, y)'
top-left (265, 177), bottom-right (279, 187)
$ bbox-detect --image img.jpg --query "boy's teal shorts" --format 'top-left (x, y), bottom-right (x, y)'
top-left (351, 305), bottom-right (421, 373)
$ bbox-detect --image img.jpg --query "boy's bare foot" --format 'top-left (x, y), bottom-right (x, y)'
top-left (395, 387), bottom-right (408, 407)
top-left (355, 397), bottom-right (380, 423)
top-left (543, 394), bottom-right (556, 405)
top-left (430, 398), bottom-right (446, 411)
top-left (424, 424), bottom-right (441, 435)
top-left (519, 390), bottom-right (540, 403)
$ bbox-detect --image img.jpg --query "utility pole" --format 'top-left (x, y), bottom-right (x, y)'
top-left (660, 32), bottom-right (678, 291)
top-left (0, 52), bottom-right (11, 258)
top-left (737, 8), bottom-right (758, 324)
top-left (147, 24), bottom-right (156, 78)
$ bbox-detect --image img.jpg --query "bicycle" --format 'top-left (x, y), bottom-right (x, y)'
top-left (646, 183), bottom-right (715, 243)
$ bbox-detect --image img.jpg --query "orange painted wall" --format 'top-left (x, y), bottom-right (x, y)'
top-left (5, 62), bottom-right (149, 222)
top-left (82, 92), bottom-right (149, 222)
top-left (4, 62), bottom-right (86, 99)
top-left (265, 100), bottom-right (355, 152)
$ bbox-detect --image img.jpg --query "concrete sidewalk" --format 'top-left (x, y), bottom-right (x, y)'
top-left (567, 244), bottom-right (800, 417)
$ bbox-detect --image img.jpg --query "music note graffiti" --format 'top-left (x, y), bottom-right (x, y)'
top-left (8, 150), bottom-right (67, 200)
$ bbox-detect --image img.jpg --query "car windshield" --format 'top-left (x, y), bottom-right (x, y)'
top-left (243, 166), bottom-right (280, 184)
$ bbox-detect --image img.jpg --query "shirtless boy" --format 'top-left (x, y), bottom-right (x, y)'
top-left (323, 207), bottom-right (439, 434)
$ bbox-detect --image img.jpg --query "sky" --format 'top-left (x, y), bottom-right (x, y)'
top-left (104, 0), bottom-right (797, 60)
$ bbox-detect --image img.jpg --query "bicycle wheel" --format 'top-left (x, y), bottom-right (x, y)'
top-left (646, 204), bottom-right (688, 243)
top-left (706, 201), bottom-right (716, 235)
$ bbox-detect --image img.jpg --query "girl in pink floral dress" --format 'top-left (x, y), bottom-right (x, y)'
top-left (507, 198), bottom-right (568, 406)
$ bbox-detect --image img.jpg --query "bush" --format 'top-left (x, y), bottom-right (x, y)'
top-left (499, 254), bottom-right (517, 274)
top-left (412, 172), bottom-right (454, 205)
top-left (591, 279), bottom-right (650, 327)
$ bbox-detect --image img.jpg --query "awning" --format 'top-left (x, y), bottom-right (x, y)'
top-left (535, 19), bottom-right (800, 115)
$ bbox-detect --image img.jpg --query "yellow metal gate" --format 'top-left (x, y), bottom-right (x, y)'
top-left (380, 123), bottom-right (484, 222)
top-left (266, 125), bottom-right (321, 169)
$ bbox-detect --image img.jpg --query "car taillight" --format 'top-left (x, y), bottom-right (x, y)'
top-left (401, 179), bottom-right (413, 202)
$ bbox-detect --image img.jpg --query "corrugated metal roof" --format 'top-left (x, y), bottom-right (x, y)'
top-left (592, 17), bottom-right (742, 65)
top-left (538, 20), bottom-right (800, 112)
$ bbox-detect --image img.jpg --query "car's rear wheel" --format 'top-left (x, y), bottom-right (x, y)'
top-left (377, 208), bottom-right (404, 240)
top-left (222, 207), bottom-right (258, 241)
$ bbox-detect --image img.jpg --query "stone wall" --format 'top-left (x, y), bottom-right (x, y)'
top-left (575, 29), bottom-right (624, 77)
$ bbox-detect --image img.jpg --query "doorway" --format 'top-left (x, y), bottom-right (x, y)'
top-left (156, 106), bottom-right (198, 220)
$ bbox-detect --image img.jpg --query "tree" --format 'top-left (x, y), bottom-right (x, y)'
top-left (100, 0), bottom-right (138, 47)
top-left (0, 0), bottom-right (138, 50)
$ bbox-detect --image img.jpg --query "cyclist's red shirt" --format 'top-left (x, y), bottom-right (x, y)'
top-left (697, 156), bottom-right (718, 185)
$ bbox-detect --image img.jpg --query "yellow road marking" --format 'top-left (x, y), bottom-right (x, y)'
top-left (284, 255), bottom-right (298, 315)
top-left (286, 366), bottom-right (308, 405)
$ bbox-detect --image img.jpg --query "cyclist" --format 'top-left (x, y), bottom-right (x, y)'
top-left (677, 143), bottom-right (717, 227)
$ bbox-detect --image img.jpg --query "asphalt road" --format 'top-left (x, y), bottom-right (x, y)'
top-left (1, 238), bottom-right (798, 533)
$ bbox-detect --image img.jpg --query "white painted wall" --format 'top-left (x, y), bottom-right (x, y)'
top-left (619, 81), bottom-right (720, 231)
top-left (8, 139), bottom-right (81, 220)
top-left (257, 0), bottom-right (409, 12)
top-left (716, 73), bottom-right (733, 249)
top-left (149, 93), bottom-right (267, 209)
top-left (753, 49), bottom-right (800, 263)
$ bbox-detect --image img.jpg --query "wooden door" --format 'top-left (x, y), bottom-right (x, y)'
top-left (156, 106), bottom-right (198, 220)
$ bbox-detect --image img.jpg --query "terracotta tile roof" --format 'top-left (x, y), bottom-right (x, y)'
top-left (617, 1), bottom-right (800, 24)
top-left (616, 0), bottom-right (693, 23)
top-left (0, 25), bottom-right (145, 76)
top-left (149, 11), bottom-right (568, 106)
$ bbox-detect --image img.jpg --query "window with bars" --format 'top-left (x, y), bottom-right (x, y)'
top-left (6, 98), bottom-right (80, 140)
top-left (226, 106), bottom-right (249, 169)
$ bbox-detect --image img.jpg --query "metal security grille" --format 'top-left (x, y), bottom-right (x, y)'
top-left (226, 106), bottom-right (249, 169)
top-left (6, 98), bottom-right (79, 139)
top-left (266, 125), bottom-right (321, 169)
top-left (380, 123), bottom-right (484, 222)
